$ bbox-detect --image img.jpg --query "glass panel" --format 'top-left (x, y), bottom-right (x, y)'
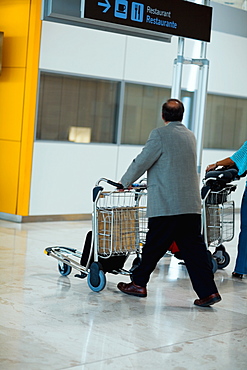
top-left (235, 98), bottom-right (247, 148)
top-left (121, 84), bottom-right (171, 145)
top-left (121, 83), bottom-right (193, 145)
top-left (36, 73), bottom-right (247, 149)
top-left (203, 95), bottom-right (225, 149)
top-left (36, 74), bottom-right (63, 140)
top-left (204, 94), bottom-right (247, 149)
top-left (36, 72), bottom-right (119, 143)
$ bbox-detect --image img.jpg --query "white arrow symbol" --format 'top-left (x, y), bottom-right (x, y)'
top-left (98, 0), bottom-right (111, 13)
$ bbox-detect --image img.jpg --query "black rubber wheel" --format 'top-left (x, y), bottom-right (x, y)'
top-left (87, 262), bottom-right (106, 292)
top-left (58, 260), bottom-right (72, 276)
top-left (214, 250), bottom-right (230, 269)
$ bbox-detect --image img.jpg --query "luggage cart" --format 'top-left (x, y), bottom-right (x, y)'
top-left (169, 168), bottom-right (238, 273)
top-left (201, 168), bottom-right (239, 272)
top-left (44, 178), bottom-right (147, 292)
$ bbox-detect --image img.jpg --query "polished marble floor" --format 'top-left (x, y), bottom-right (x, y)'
top-left (0, 215), bottom-right (247, 370)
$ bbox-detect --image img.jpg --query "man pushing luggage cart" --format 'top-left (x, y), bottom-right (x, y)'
top-left (116, 98), bottom-right (221, 307)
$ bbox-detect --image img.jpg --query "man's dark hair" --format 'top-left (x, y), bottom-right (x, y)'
top-left (162, 99), bottom-right (184, 122)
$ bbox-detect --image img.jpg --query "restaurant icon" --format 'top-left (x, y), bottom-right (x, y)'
top-left (131, 2), bottom-right (144, 22)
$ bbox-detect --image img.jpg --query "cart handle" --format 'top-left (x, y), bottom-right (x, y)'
top-left (93, 179), bottom-right (124, 202)
top-left (95, 178), bottom-right (147, 189)
top-left (95, 178), bottom-right (124, 189)
top-left (106, 179), bottom-right (124, 189)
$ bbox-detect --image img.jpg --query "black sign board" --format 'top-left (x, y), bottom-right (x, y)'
top-left (83, 0), bottom-right (212, 42)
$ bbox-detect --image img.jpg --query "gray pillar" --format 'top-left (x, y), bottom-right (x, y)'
top-left (193, 41), bottom-right (209, 174)
top-left (171, 39), bottom-right (209, 175)
top-left (171, 37), bottom-right (184, 100)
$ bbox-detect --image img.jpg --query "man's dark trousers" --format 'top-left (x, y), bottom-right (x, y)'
top-left (132, 214), bottom-right (218, 299)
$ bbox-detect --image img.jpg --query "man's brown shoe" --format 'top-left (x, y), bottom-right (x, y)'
top-left (194, 293), bottom-right (221, 307)
top-left (117, 281), bottom-right (147, 297)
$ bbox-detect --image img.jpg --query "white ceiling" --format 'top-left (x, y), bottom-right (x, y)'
top-left (193, 0), bottom-right (247, 11)
top-left (213, 0), bottom-right (247, 10)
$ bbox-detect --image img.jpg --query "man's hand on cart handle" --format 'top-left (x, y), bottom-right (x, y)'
top-left (105, 179), bottom-right (145, 191)
top-left (118, 182), bottom-right (133, 191)
top-left (106, 179), bottom-right (124, 189)
top-left (116, 181), bottom-right (134, 192)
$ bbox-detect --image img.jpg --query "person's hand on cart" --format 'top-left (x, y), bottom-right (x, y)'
top-left (106, 179), bottom-right (146, 191)
top-left (206, 157), bottom-right (235, 173)
top-left (117, 182), bottom-right (133, 192)
top-left (206, 163), bottom-right (218, 172)
top-left (117, 182), bottom-right (147, 191)
top-left (104, 179), bottom-right (134, 191)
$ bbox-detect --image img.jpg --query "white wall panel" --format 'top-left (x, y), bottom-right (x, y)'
top-left (30, 142), bottom-right (120, 215)
top-left (39, 22), bottom-right (127, 79)
top-left (116, 145), bottom-right (145, 181)
top-left (39, 22), bottom-right (247, 98)
top-left (30, 143), bottom-right (245, 215)
top-left (207, 31), bottom-right (247, 97)
top-left (123, 36), bottom-right (178, 86)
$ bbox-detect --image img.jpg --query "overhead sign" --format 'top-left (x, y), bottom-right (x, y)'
top-left (82, 0), bottom-right (212, 42)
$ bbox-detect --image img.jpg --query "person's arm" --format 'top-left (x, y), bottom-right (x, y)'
top-left (206, 157), bottom-right (235, 172)
top-left (230, 141), bottom-right (247, 176)
top-left (120, 130), bottom-right (162, 188)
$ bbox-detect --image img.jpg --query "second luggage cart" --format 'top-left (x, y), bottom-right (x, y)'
top-left (201, 168), bottom-right (239, 272)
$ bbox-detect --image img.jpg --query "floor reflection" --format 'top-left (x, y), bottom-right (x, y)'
top-left (0, 216), bottom-right (246, 369)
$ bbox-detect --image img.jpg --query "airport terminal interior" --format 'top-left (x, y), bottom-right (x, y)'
top-left (1, 0), bottom-right (247, 369)
top-left (0, 213), bottom-right (247, 369)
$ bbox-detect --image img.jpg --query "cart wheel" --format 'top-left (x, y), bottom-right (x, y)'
top-left (129, 256), bottom-right (142, 273)
top-left (87, 262), bottom-right (106, 292)
top-left (214, 249), bottom-right (230, 269)
top-left (58, 260), bottom-right (72, 276)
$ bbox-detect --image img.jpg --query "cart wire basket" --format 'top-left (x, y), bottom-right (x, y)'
top-left (205, 187), bottom-right (235, 247)
top-left (201, 169), bottom-right (238, 272)
top-left (95, 189), bottom-right (147, 258)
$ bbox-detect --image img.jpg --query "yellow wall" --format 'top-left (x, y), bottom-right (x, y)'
top-left (0, 0), bottom-right (42, 216)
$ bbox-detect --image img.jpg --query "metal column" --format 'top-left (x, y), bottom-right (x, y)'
top-left (193, 42), bottom-right (209, 174)
top-left (171, 1), bottom-right (210, 175)
top-left (171, 39), bottom-right (209, 174)
top-left (171, 37), bottom-right (185, 100)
